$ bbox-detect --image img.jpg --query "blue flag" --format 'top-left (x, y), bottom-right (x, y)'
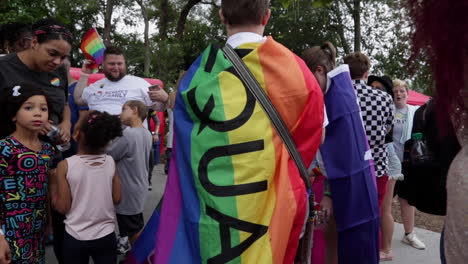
top-left (319, 65), bottom-right (379, 263)
top-left (125, 208), bottom-right (160, 263)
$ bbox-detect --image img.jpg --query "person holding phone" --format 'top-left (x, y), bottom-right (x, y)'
top-left (73, 46), bottom-right (169, 116)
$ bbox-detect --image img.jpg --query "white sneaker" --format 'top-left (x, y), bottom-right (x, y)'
top-left (402, 232), bottom-right (426, 250)
top-left (116, 235), bottom-right (131, 255)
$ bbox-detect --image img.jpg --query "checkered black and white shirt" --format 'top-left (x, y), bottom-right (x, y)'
top-left (353, 80), bottom-right (394, 177)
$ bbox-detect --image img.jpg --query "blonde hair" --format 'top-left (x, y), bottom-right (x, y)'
top-left (393, 79), bottom-right (409, 91)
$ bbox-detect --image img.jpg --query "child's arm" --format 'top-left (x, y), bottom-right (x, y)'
top-left (48, 168), bottom-right (58, 203)
top-left (52, 160), bottom-right (72, 214)
top-left (107, 137), bottom-right (128, 162)
top-left (112, 169), bottom-right (122, 205)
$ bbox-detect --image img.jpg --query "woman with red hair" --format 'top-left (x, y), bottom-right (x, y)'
top-left (408, 0), bottom-right (468, 263)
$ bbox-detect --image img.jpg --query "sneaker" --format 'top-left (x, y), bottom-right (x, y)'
top-left (379, 251), bottom-right (394, 261)
top-left (402, 232), bottom-right (426, 250)
top-left (116, 235), bottom-right (131, 255)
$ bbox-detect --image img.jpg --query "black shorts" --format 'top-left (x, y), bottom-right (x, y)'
top-left (116, 213), bottom-right (144, 237)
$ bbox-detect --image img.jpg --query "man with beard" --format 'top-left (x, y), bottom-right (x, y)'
top-left (73, 46), bottom-right (169, 115)
top-left (73, 46), bottom-right (168, 257)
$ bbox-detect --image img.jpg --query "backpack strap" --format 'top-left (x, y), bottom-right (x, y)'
top-left (222, 44), bottom-right (314, 264)
top-left (221, 44), bottom-right (311, 191)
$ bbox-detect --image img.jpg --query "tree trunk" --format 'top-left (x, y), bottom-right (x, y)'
top-left (159, 0), bottom-right (169, 40)
top-left (175, 0), bottom-right (202, 40)
top-left (103, 0), bottom-right (115, 46)
top-left (353, 0), bottom-right (361, 52)
top-left (330, 4), bottom-right (351, 55)
top-left (137, 0), bottom-right (150, 76)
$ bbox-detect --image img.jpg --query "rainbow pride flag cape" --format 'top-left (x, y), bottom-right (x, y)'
top-left (128, 37), bottom-right (324, 264)
top-left (80, 28), bottom-right (105, 72)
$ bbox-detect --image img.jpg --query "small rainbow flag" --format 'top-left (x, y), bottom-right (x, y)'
top-left (80, 28), bottom-right (105, 72)
top-left (127, 38), bottom-right (324, 264)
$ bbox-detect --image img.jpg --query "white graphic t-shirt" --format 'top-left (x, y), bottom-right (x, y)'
top-left (82, 75), bottom-right (154, 115)
top-left (393, 107), bottom-right (408, 161)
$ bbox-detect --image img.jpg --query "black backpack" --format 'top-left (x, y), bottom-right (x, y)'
top-left (401, 99), bottom-right (460, 216)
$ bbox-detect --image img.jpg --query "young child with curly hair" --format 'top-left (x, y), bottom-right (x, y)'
top-left (51, 111), bottom-right (123, 264)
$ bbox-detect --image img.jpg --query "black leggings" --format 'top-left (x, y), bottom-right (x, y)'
top-left (51, 209), bottom-right (65, 264)
top-left (63, 231), bottom-right (117, 264)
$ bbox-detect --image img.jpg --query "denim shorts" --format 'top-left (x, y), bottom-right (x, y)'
top-left (387, 143), bottom-right (403, 180)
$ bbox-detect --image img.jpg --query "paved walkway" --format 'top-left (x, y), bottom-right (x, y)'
top-left (46, 164), bottom-right (442, 263)
top-left (389, 223), bottom-right (441, 264)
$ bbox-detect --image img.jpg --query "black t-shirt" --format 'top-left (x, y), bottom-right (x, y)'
top-left (0, 53), bottom-right (68, 125)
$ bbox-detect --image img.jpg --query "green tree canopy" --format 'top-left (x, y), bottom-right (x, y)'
top-left (1, 0), bottom-right (433, 94)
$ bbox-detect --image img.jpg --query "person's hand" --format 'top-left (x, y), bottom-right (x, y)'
top-left (320, 195), bottom-right (333, 220)
top-left (148, 86), bottom-right (169, 104)
top-left (40, 120), bottom-right (53, 136)
top-left (152, 134), bottom-right (159, 143)
top-left (0, 235), bottom-right (12, 264)
top-left (57, 121), bottom-right (71, 143)
top-left (81, 59), bottom-right (94, 75)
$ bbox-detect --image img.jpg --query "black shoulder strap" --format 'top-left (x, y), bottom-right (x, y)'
top-left (222, 44), bottom-right (311, 191)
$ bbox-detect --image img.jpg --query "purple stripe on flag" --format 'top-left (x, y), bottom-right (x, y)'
top-left (124, 209), bottom-right (160, 264)
top-left (94, 48), bottom-right (105, 64)
top-left (152, 143), bottom-right (183, 263)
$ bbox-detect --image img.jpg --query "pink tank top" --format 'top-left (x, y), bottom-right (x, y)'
top-left (64, 154), bottom-right (116, 240)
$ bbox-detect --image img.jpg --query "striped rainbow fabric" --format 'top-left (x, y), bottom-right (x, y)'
top-left (80, 28), bottom-right (105, 72)
top-left (130, 37), bottom-right (324, 264)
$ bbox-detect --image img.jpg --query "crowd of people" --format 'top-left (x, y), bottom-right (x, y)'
top-left (0, 18), bottom-right (169, 263)
top-left (0, 0), bottom-right (466, 263)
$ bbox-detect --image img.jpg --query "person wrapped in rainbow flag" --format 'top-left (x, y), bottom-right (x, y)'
top-left (126, 1), bottom-right (324, 263)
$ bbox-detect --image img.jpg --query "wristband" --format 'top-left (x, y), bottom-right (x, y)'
top-left (324, 191), bottom-right (332, 198)
top-left (80, 72), bottom-right (90, 77)
top-left (0, 228), bottom-right (4, 236)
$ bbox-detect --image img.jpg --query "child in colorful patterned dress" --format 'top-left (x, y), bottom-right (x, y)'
top-left (51, 111), bottom-right (123, 264)
top-left (0, 83), bottom-right (56, 263)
